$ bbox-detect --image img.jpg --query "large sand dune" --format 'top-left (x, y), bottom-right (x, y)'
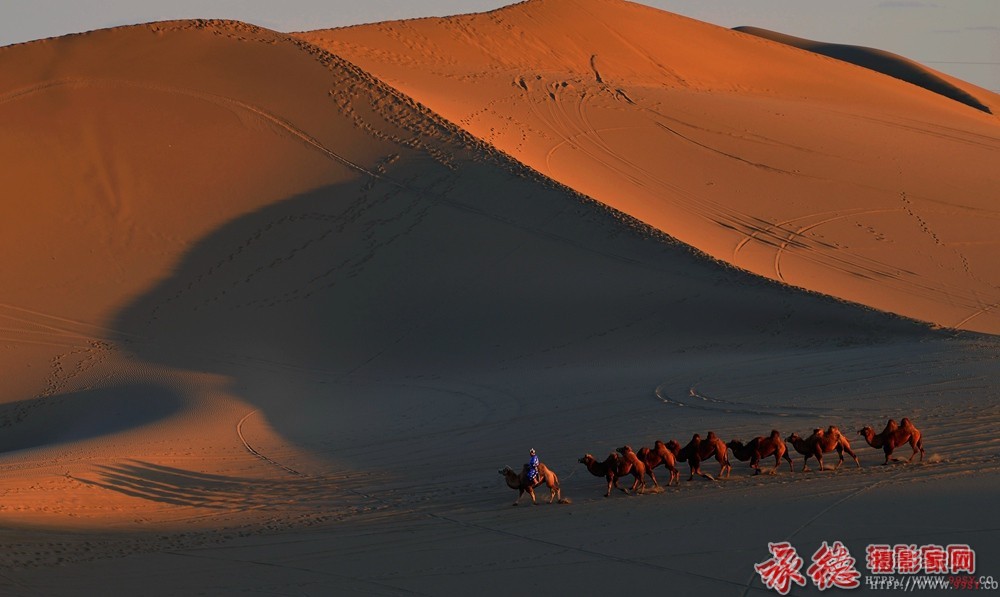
top-left (300, 0), bottom-right (1000, 334)
top-left (1, 2), bottom-right (998, 595)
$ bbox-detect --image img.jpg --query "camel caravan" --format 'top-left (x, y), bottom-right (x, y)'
top-left (500, 418), bottom-right (925, 504)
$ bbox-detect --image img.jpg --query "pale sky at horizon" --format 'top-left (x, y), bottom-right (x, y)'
top-left (2, 0), bottom-right (997, 91)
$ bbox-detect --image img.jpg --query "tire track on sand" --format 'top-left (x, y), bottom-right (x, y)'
top-left (237, 410), bottom-right (304, 477)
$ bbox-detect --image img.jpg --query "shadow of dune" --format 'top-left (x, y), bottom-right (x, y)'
top-left (735, 26), bottom-right (992, 114)
top-left (104, 137), bottom-right (937, 466)
top-left (0, 384), bottom-right (183, 453)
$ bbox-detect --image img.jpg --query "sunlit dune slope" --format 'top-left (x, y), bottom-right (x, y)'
top-left (299, 0), bottom-right (1000, 333)
top-left (0, 18), bottom-right (933, 527)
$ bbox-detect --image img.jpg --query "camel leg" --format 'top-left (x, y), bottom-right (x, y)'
top-left (647, 467), bottom-right (659, 488)
top-left (845, 445), bottom-right (861, 467)
top-left (691, 463), bottom-right (715, 481)
top-left (513, 488), bottom-right (524, 506)
top-left (784, 451), bottom-right (794, 472)
top-left (630, 473), bottom-right (645, 494)
top-left (669, 466), bottom-right (679, 486)
top-left (610, 476), bottom-right (628, 495)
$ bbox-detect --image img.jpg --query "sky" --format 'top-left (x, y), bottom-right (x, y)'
top-left (2, 1), bottom-right (997, 92)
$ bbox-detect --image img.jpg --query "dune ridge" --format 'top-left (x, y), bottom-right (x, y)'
top-left (734, 25), bottom-right (993, 114)
top-left (0, 7), bottom-right (998, 596)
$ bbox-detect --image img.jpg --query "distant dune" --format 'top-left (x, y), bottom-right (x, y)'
top-left (734, 25), bottom-right (993, 114)
top-left (1, 3), bottom-right (999, 595)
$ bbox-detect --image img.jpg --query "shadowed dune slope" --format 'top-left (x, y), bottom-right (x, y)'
top-left (299, 0), bottom-right (1000, 334)
top-left (734, 26), bottom-right (992, 114)
top-left (0, 17), bottom-right (932, 518)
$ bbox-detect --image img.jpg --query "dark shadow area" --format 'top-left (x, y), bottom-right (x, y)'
top-left (0, 384), bottom-right (184, 453)
top-left (735, 26), bottom-right (992, 114)
top-left (71, 460), bottom-right (343, 509)
top-left (103, 154), bottom-right (941, 457)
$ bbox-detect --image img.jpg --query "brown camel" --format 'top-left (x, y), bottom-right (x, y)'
top-left (858, 418), bottom-right (925, 465)
top-left (579, 453), bottom-right (631, 497)
top-left (636, 440), bottom-right (680, 487)
top-left (616, 445), bottom-right (650, 493)
top-left (787, 426), bottom-right (861, 472)
top-left (668, 432), bottom-right (732, 481)
top-left (499, 462), bottom-right (562, 506)
top-left (727, 430), bottom-right (793, 474)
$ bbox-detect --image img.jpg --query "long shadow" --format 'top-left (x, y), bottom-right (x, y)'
top-left (0, 384), bottom-right (183, 454)
top-left (100, 155), bottom-right (937, 465)
top-left (71, 460), bottom-right (346, 510)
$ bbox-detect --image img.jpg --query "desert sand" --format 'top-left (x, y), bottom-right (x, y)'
top-left (0, 1), bottom-right (998, 595)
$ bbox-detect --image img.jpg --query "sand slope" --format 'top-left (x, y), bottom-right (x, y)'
top-left (0, 6), bottom-right (998, 596)
top-left (300, 0), bottom-right (1000, 334)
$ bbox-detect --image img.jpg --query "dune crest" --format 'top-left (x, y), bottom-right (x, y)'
top-left (299, 0), bottom-right (1000, 333)
top-left (734, 25), bottom-right (993, 114)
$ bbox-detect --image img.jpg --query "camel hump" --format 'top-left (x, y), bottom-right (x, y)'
top-left (900, 417), bottom-right (914, 427)
top-left (770, 429), bottom-right (781, 438)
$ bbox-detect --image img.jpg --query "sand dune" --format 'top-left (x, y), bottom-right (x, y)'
top-left (733, 26), bottom-right (994, 114)
top-left (0, 3), bottom-right (998, 595)
top-left (300, 0), bottom-right (1000, 334)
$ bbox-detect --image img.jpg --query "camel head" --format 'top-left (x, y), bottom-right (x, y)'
top-left (578, 454), bottom-right (595, 465)
top-left (858, 426), bottom-right (874, 438)
top-left (664, 439), bottom-right (681, 454)
top-left (788, 432), bottom-right (803, 444)
top-left (616, 445), bottom-right (633, 455)
top-left (727, 439), bottom-right (744, 451)
top-left (499, 466), bottom-right (514, 476)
